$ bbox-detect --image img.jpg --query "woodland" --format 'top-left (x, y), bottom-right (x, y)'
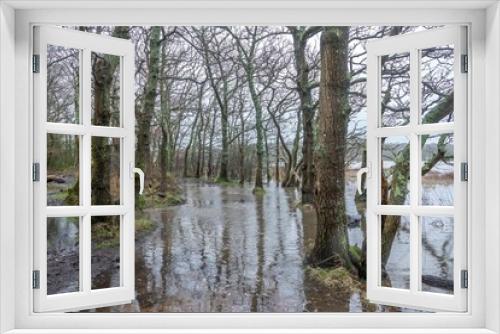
top-left (46, 26), bottom-right (455, 312)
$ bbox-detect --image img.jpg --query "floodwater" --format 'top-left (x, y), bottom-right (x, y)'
top-left (47, 178), bottom-right (454, 313)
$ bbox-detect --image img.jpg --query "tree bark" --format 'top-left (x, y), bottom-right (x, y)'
top-left (195, 112), bottom-right (204, 178)
top-left (309, 27), bottom-right (353, 271)
top-left (285, 109), bottom-right (302, 187)
top-left (238, 110), bottom-right (246, 185)
top-left (246, 66), bottom-right (264, 190)
top-left (207, 108), bottom-right (217, 178)
top-left (380, 95), bottom-right (454, 268)
top-left (275, 124), bottom-right (280, 184)
top-left (263, 126), bottom-right (271, 184)
top-left (136, 27), bottom-right (161, 183)
top-left (159, 36), bottom-right (171, 194)
top-left (288, 27), bottom-right (321, 203)
top-left (91, 26), bottom-right (129, 207)
top-left (183, 104), bottom-right (201, 178)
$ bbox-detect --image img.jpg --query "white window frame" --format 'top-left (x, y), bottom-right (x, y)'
top-left (32, 26), bottom-right (136, 312)
top-left (0, 1), bottom-right (498, 333)
top-left (365, 26), bottom-right (468, 312)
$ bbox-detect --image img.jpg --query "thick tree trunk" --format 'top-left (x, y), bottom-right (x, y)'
top-left (91, 26), bottom-right (129, 207)
top-left (309, 27), bottom-right (353, 271)
top-left (136, 27), bottom-right (161, 182)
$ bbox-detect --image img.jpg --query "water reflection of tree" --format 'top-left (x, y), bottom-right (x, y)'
top-left (44, 25), bottom-right (459, 311)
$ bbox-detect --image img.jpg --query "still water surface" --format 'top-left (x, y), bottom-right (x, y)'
top-left (47, 179), bottom-right (453, 312)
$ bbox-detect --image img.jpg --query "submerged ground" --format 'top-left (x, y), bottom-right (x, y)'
top-left (47, 178), bottom-right (453, 312)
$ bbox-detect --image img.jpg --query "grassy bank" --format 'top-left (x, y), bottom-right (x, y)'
top-left (305, 266), bottom-right (377, 312)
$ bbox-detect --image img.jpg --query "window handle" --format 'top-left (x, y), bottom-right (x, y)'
top-left (130, 163), bottom-right (145, 195)
top-left (356, 164), bottom-right (370, 194)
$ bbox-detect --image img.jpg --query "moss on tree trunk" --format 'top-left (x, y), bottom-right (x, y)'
top-left (309, 27), bottom-right (353, 272)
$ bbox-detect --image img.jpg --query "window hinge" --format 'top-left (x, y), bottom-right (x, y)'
top-left (32, 162), bottom-right (40, 182)
top-left (461, 54), bottom-right (468, 73)
top-left (461, 162), bottom-right (468, 182)
top-left (461, 269), bottom-right (468, 289)
top-left (32, 270), bottom-right (40, 289)
top-left (32, 54), bottom-right (40, 73)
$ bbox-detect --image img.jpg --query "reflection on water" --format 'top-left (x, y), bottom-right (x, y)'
top-left (47, 179), bottom-right (454, 312)
top-left (115, 181), bottom-right (307, 312)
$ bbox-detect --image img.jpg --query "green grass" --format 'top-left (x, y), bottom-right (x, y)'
top-left (214, 178), bottom-right (240, 187)
top-left (306, 266), bottom-right (359, 292)
top-left (49, 189), bottom-right (70, 202)
top-left (305, 265), bottom-right (379, 311)
top-left (135, 215), bottom-right (155, 234)
top-left (91, 215), bottom-right (157, 250)
top-left (349, 245), bottom-right (362, 266)
top-left (91, 221), bottom-right (120, 250)
top-left (141, 191), bottom-right (185, 209)
top-left (252, 187), bottom-right (266, 195)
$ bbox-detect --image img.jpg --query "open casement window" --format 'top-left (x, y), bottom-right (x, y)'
top-left (365, 26), bottom-right (468, 312)
top-left (33, 26), bottom-right (138, 312)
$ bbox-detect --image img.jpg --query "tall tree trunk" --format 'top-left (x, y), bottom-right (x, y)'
top-left (246, 67), bottom-right (264, 191)
top-left (309, 27), bottom-right (353, 271)
top-left (275, 127), bottom-right (280, 184)
top-left (239, 115), bottom-right (245, 185)
top-left (183, 111), bottom-right (200, 178)
top-left (159, 127), bottom-right (169, 193)
top-left (91, 26), bottom-right (129, 207)
top-left (268, 108), bottom-right (293, 187)
top-left (195, 113), bottom-right (204, 178)
top-left (136, 26), bottom-right (161, 184)
top-left (289, 27), bottom-right (321, 203)
top-left (200, 114), bottom-right (208, 179)
top-left (207, 109), bottom-right (217, 178)
top-left (197, 28), bottom-right (231, 182)
top-left (263, 127), bottom-right (271, 184)
top-left (159, 39), bottom-right (171, 194)
top-left (219, 104), bottom-right (230, 181)
top-left (284, 109), bottom-right (302, 187)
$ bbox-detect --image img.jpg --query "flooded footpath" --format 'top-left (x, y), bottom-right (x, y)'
top-left (46, 179), bottom-right (453, 312)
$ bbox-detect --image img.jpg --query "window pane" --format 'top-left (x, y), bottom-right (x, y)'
top-left (381, 215), bottom-right (410, 290)
top-left (47, 134), bottom-right (80, 206)
top-left (91, 137), bottom-right (121, 205)
top-left (381, 136), bottom-right (410, 205)
top-left (421, 133), bottom-right (454, 206)
top-left (47, 217), bottom-right (79, 295)
top-left (380, 52), bottom-right (410, 127)
top-left (421, 46), bottom-right (454, 124)
top-left (91, 216), bottom-right (120, 290)
top-left (91, 52), bottom-right (121, 127)
top-left (421, 216), bottom-right (454, 294)
top-left (47, 45), bottom-right (80, 124)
